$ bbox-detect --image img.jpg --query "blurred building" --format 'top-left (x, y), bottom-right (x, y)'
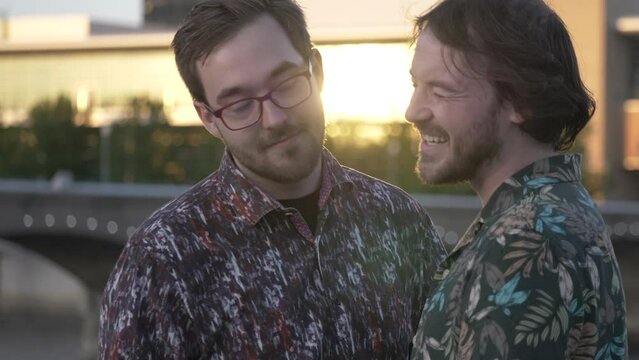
top-left (0, 15), bottom-right (180, 126)
top-left (603, 1), bottom-right (639, 199)
top-left (0, 0), bottom-right (638, 199)
top-left (0, 2), bottom-right (638, 358)
top-left (144, 0), bottom-right (198, 26)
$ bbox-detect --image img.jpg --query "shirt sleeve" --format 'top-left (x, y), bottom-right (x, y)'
top-left (458, 230), bottom-right (586, 360)
top-left (98, 239), bottom-right (199, 359)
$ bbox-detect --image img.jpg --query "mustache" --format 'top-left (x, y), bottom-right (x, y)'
top-left (259, 123), bottom-right (305, 147)
top-left (412, 123), bottom-right (446, 137)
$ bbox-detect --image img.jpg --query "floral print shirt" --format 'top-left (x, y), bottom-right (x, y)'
top-left (411, 154), bottom-right (628, 360)
top-left (99, 149), bottom-right (446, 359)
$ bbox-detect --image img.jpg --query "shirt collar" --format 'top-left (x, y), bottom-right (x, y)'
top-left (481, 153), bottom-right (582, 220)
top-left (318, 148), bottom-right (356, 207)
top-left (215, 148), bottom-right (355, 226)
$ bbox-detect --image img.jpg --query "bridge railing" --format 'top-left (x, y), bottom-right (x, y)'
top-left (1, 178), bottom-right (638, 243)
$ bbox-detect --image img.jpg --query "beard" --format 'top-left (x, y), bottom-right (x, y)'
top-left (416, 107), bottom-right (502, 185)
top-left (226, 111), bottom-right (326, 184)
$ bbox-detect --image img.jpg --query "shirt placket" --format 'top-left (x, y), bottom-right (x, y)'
top-left (282, 164), bottom-right (336, 284)
top-left (435, 215), bottom-right (484, 282)
top-left (283, 207), bottom-right (333, 358)
top-left (285, 210), bottom-right (325, 282)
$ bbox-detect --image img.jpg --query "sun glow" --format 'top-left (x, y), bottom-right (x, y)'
top-left (318, 43), bottom-right (414, 123)
top-left (168, 43), bottom-right (415, 126)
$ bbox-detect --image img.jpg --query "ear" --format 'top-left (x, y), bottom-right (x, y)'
top-left (194, 100), bottom-right (223, 139)
top-left (310, 48), bottom-right (324, 92)
top-left (504, 101), bottom-right (525, 125)
top-left (510, 111), bottom-right (525, 125)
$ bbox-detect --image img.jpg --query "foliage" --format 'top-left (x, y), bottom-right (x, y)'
top-left (107, 124), bottom-right (224, 183)
top-left (0, 95), bottom-right (99, 180)
top-left (119, 96), bottom-right (168, 126)
top-left (0, 94), bottom-right (476, 193)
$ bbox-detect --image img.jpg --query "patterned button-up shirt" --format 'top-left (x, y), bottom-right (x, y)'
top-left (99, 149), bottom-right (446, 359)
top-left (411, 154), bottom-right (628, 360)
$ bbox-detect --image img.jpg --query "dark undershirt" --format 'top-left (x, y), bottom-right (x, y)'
top-left (279, 188), bottom-right (320, 235)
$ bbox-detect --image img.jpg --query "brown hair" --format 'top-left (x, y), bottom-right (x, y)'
top-left (413, 0), bottom-right (595, 151)
top-left (171, 0), bottom-right (312, 103)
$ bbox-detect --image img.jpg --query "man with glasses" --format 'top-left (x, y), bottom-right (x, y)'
top-left (99, 0), bottom-right (446, 358)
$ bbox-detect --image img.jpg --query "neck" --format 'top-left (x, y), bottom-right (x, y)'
top-left (237, 158), bottom-right (323, 200)
top-left (470, 134), bottom-right (556, 206)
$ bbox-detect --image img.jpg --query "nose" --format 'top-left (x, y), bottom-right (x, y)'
top-left (405, 90), bottom-right (433, 125)
top-left (260, 99), bottom-right (289, 129)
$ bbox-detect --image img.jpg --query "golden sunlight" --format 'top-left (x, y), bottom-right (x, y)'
top-left (168, 42), bottom-right (415, 127)
top-left (317, 43), bottom-right (414, 124)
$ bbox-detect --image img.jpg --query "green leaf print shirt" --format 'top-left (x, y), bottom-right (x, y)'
top-left (411, 154), bottom-right (628, 360)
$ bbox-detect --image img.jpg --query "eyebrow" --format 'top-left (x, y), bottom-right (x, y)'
top-left (409, 70), bottom-right (461, 93)
top-left (215, 61), bottom-right (306, 104)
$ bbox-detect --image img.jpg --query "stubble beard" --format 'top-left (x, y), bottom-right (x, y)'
top-left (230, 115), bottom-right (326, 184)
top-left (416, 109), bottom-right (502, 186)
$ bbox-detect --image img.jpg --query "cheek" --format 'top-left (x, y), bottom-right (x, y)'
top-left (293, 97), bottom-right (324, 123)
top-left (430, 103), bottom-right (460, 127)
top-left (219, 129), bottom-right (255, 148)
top-left (437, 101), bottom-right (480, 124)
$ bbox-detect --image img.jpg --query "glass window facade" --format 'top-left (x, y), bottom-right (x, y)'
top-left (0, 48), bottom-right (190, 125)
top-left (0, 42), bottom-right (413, 126)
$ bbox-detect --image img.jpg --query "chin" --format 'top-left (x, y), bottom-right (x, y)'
top-left (416, 166), bottom-right (437, 185)
top-left (272, 151), bottom-right (321, 182)
top-left (417, 161), bottom-right (461, 185)
top-left (270, 163), bottom-right (316, 183)
top-left (417, 159), bottom-right (438, 183)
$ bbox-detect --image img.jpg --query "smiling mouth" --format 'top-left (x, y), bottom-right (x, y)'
top-left (423, 134), bottom-right (447, 145)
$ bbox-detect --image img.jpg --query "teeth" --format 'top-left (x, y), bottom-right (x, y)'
top-left (424, 135), bottom-right (447, 144)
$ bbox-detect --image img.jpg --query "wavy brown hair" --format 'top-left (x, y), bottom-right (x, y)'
top-left (171, 0), bottom-right (312, 104)
top-left (413, 0), bottom-right (595, 151)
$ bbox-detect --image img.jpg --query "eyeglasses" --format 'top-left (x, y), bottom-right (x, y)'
top-left (199, 70), bottom-right (313, 131)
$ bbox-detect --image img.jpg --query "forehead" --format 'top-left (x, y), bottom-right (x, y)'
top-left (197, 14), bottom-right (305, 98)
top-left (411, 29), bottom-right (484, 84)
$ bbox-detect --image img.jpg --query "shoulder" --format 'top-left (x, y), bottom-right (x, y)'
top-left (533, 182), bottom-right (606, 255)
top-left (490, 182), bottom-right (604, 248)
top-left (342, 166), bottom-right (426, 213)
top-left (127, 173), bottom-right (223, 256)
top-left (339, 167), bottom-right (446, 253)
top-left (480, 184), bottom-right (610, 284)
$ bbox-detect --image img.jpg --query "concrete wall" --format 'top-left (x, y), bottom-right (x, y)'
top-left (0, 240), bottom-right (87, 315)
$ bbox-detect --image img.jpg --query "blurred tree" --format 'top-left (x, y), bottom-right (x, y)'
top-left (27, 95), bottom-right (98, 179)
top-left (0, 127), bottom-right (39, 177)
top-left (121, 96), bottom-right (168, 126)
top-left (110, 96), bottom-right (169, 182)
top-left (0, 93), bottom-right (480, 194)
